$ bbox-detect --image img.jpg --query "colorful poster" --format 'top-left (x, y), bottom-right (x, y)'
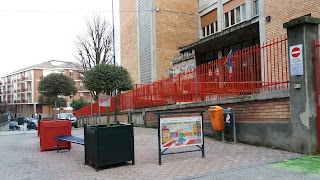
top-left (160, 116), bottom-right (202, 150)
top-left (98, 93), bottom-right (111, 107)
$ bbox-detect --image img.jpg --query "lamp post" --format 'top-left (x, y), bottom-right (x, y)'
top-left (112, 0), bottom-right (117, 123)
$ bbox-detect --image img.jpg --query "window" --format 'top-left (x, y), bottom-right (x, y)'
top-left (202, 27), bottom-right (206, 37)
top-left (230, 9), bottom-right (235, 26)
top-left (211, 23), bottom-right (214, 34)
top-left (225, 13), bottom-right (229, 28)
top-left (253, 0), bottom-right (259, 16)
top-left (215, 22), bottom-right (218, 33)
top-left (201, 9), bottom-right (218, 38)
top-left (225, 4), bottom-right (246, 28)
top-left (242, 4), bottom-right (246, 21)
top-left (69, 70), bottom-right (73, 77)
top-left (80, 92), bottom-right (84, 97)
top-left (210, 22), bottom-right (218, 34)
top-left (236, 7), bottom-right (241, 23)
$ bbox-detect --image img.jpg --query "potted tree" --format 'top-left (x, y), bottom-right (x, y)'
top-left (38, 73), bottom-right (77, 152)
top-left (83, 64), bottom-right (135, 170)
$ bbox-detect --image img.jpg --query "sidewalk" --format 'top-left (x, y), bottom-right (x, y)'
top-left (0, 127), bottom-right (302, 180)
top-left (0, 123), bottom-right (36, 136)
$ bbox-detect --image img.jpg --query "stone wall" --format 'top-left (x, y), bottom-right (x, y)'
top-left (98, 91), bottom-right (298, 152)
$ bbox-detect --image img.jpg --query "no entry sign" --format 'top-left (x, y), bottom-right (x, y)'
top-left (291, 47), bottom-right (301, 58)
top-left (289, 44), bottom-right (303, 76)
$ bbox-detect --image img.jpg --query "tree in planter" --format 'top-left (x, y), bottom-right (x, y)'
top-left (38, 95), bottom-right (67, 118)
top-left (83, 64), bottom-right (133, 124)
top-left (38, 73), bottom-right (77, 121)
top-left (75, 15), bottom-right (115, 100)
top-left (70, 98), bottom-right (89, 111)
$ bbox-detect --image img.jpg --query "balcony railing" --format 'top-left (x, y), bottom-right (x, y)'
top-left (21, 99), bottom-right (30, 103)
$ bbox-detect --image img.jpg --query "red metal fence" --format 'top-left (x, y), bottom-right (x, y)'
top-left (74, 35), bottom-right (289, 117)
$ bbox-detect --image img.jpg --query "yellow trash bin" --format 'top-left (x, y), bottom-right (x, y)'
top-left (208, 106), bottom-right (225, 131)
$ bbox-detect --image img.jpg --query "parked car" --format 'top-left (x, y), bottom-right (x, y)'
top-left (24, 117), bottom-right (33, 123)
top-left (57, 113), bottom-right (78, 128)
top-left (27, 118), bottom-right (38, 130)
top-left (9, 121), bottom-right (19, 131)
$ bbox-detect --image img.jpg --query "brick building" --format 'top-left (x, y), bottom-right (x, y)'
top-left (120, 0), bottom-right (199, 84)
top-left (116, 0), bottom-right (320, 154)
top-left (0, 60), bottom-right (90, 118)
top-left (175, 0), bottom-right (320, 72)
top-left (120, 0), bottom-right (320, 83)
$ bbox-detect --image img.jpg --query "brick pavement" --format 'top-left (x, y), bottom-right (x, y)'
top-left (0, 127), bottom-right (301, 180)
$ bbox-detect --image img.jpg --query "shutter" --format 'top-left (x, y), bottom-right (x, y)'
top-left (138, 0), bottom-right (152, 83)
top-left (201, 9), bottom-right (218, 28)
top-left (223, 0), bottom-right (245, 13)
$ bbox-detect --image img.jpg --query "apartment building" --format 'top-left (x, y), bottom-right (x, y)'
top-left (175, 0), bottom-right (320, 69)
top-left (0, 60), bottom-right (90, 118)
top-left (120, 0), bottom-right (320, 82)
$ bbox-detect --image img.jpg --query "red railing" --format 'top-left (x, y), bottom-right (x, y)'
top-left (74, 36), bottom-right (289, 117)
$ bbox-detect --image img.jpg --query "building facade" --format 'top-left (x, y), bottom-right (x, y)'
top-left (174, 0), bottom-right (320, 74)
top-left (120, 0), bottom-right (199, 84)
top-left (120, 0), bottom-right (320, 82)
top-left (0, 60), bottom-right (90, 118)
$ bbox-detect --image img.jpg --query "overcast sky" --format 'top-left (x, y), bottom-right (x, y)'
top-left (0, 0), bottom-right (120, 77)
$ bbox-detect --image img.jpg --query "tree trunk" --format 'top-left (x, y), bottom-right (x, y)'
top-left (54, 97), bottom-right (57, 122)
top-left (49, 105), bottom-right (51, 119)
top-left (107, 107), bottom-right (110, 126)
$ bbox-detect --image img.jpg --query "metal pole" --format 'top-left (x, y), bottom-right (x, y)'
top-left (112, 0), bottom-right (117, 123)
top-left (98, 100), bottom-right (101, 124)
top-left (90, 93), bottom-right (92, 122)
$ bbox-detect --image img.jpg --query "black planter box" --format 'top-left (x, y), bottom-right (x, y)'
top-left (84, 123), bottom-right (135, 171)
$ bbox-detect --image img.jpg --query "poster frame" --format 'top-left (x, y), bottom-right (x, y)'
top-left (155, 110), bottom-right (205, 165)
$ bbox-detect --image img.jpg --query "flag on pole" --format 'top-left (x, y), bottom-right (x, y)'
top-left (225, 50), bottom-right (233, 74)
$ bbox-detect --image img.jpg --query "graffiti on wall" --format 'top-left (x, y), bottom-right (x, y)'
top-left (173, 58), bottom-right (196, 75)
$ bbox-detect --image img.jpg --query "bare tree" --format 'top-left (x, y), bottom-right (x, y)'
top-left (75, 15), bottom-right (114, 72)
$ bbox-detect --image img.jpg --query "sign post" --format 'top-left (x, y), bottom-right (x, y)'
top-left (155, 110), bottom-right (205, 165)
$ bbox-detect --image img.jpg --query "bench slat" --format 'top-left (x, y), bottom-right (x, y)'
top-left (55, 135), bottom-right (85, 145)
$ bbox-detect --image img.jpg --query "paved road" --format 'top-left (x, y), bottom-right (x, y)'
top-left (0, 127), bottom-right (303, 180)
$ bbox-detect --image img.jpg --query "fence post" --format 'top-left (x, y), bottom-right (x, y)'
top-left (283, 15), bottom-right (320, 154)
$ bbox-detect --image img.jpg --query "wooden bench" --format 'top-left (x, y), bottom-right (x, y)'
top-left (54, 135), bottom-right (85, 153)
